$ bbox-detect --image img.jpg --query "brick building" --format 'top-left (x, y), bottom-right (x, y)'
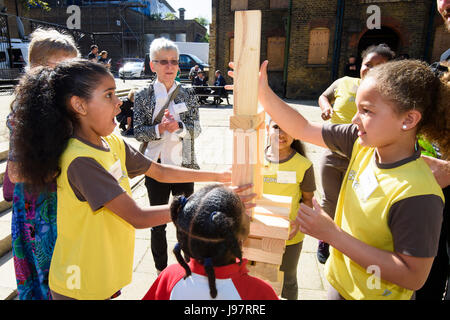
top-left (1, 0), bottom-right (207, 69)
top-left (210, 0), bottom-right (449, 99)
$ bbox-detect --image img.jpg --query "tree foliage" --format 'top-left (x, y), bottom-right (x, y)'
top-left (21, 0), bottom-right (51, 11)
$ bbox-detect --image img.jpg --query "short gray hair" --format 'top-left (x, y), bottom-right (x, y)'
top-left (149, 37), bottom-right (179, 60)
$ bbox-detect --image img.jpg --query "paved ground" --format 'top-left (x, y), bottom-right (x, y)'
top-left (0, 78), bottom-right (331, 300)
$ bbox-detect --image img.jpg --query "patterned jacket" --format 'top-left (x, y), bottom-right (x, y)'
top-left (133, 82), bottom-right (201, 169)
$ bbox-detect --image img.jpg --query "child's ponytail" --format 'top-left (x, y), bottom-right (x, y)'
top-left (428, 61), bottom-right (450, 159)
top-left (11, 59), bottom-right (111, 188)
top-left (12, 67), bottom-right (75, 188)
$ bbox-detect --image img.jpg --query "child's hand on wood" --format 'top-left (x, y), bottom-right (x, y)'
top-left (295, 198), bottom-right (340, 243)
top-left (226, 60), bottom-right (270, 96)
top-left (229, 183), bottom-right (257, 216)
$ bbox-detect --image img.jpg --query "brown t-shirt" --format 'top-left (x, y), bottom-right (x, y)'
top-left (321, 123), bottom-right (444, 257)
top-left (67, 137), bottom-right (152, 211)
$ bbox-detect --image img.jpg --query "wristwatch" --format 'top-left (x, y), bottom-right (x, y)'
top-left (177, 121), bottom-right (183, 129)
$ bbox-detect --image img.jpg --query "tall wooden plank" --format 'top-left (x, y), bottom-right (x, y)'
top-left (231, 10), bottom-right (262, 196)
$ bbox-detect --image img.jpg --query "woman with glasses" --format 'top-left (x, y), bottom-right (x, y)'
top-left (133, 38), bottom-right (201, 274)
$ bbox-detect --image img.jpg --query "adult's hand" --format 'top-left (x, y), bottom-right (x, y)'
top-left (226, 60), bottom-right (270, 97)
top-left (422, 155), bottom-right (450, 188)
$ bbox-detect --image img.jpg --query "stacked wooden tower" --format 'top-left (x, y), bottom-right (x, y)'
top-left (230, 10), bottom-right (291, 295)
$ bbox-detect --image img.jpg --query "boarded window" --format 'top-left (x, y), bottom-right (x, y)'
top-left (270, 0), bottom-right (289, 9)
top-left (267, 37), bottom-right (286, 71)
top-left (231, 0), bottom-right (248, 11)
top-left (307, 28), bottom-right (330, 64)
top-left (431, 24), bottom-right (450, 63)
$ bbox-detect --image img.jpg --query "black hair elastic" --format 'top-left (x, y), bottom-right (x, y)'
top-left (204, 257), bottom-right (213, 268)
top-left (178, 196), bottom-right (188, 212)
top-left (430, 62), bottom-right (449, 78)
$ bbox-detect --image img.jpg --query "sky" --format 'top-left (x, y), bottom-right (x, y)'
top-left (166, 0), bottom-right (212, 23)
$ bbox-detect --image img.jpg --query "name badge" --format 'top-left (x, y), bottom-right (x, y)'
top-left (353, 166), bottom-right (378, 201)
top-left (173, 102), bottom-right (188, 114)
top-left (109, 159), bottom-right (123, 182)
top-left (276, 171), bottom-right (297, 184)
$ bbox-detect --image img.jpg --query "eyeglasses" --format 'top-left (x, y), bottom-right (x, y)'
top-left (153, 59), bottom-right (179, 66)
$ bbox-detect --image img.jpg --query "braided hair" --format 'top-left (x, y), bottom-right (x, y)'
top-left (170, 184), bottom-right (250, 299)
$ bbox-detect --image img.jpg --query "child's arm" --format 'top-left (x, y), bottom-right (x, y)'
top-left (288, 191), bottom-right (314, 240)
top-left (146, 161), bottom-right (231, 184)
top-left (7, 160), bottom-right (22, 183)
top-left (318, 80), bottom-right (339, 121)
top-left (105, 184), bottom-right (256, 230)
top-left (296, 198), bottom-right (435, 291)
top-left (104, 192), bottom-right (171, 229)
top-left (300, 191), bottom-right (314, 208)
top-left (228, 61), bottom-right (327, 148)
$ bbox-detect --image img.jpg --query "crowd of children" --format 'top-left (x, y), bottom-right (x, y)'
top-left (6, 17), bottom-right (450, 301)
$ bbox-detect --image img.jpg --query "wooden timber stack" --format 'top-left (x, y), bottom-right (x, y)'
top-left (231, 10), bottom-right (291, 296)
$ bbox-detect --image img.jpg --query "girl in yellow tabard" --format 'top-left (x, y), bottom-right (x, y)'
top-left (229, 59), bottom-right (449, 299)
top-left (11, 59), bottom-right (241, 300)
top-left (263, 118), bottom-right (316, 300)
top-left (316, 44), bottom-right (395, 264)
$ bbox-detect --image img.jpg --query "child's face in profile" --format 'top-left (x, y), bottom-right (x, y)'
top-left (77, 74), bottom-right (123, 140)
top-left (267, 121), bottom-right (294, 151)
top-left (360, 53), bottom-right (388, 79)
top-left (353, 77), bottom-right (406, 149)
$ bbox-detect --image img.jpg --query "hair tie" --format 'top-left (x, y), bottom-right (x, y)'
top-left (430, 62), bottom-right (449, 79)
top-left (204, 257), bottom-right (213, 268)
top-left (210, 211), bottom-right (219, 222)
top-left (179, 196), bottom-right (188, 212)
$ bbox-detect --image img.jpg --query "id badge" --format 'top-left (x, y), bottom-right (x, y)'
top-left (276, 171), bottom-right (297, 184)
top-left (173, 102), bottom-right (188, 114)
top-left (353, 166), bottom-right (378, 201)
top-left (109, 159), bottom-right (123, 182)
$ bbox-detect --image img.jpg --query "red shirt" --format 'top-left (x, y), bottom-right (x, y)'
top-left (143, 259), bottom-right (279, 300)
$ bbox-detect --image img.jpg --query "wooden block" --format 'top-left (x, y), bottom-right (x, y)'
top-left (229, 112), bottom-right (265, 130)
top-left (247, 261), bottom-right (283, 282)
top-left (256, 194), bottom-right (292, 208)
top-left (244, 237), bottom-right (285, 254)
top-left (233, 10), bottom-right (261, 116)
top-left (246, 261), bottom-right (284, 295)
top-left (249, 214), bottom-right (289, 240)
top-left (231, 10), bottom-right (262, 194)
top-left (243, 246), bottom-right (283, 265)
top-left (253, 204), bottom-right (290, 219)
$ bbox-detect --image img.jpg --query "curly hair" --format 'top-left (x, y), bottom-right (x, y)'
top-left (170, 184), bottom-right (249, 299)
top-left (11, 59), bottom-right (112, 188)
top-left (366, 59), bottom-right (450, 159)
top-left (361, 43), bottom-right (395, 61)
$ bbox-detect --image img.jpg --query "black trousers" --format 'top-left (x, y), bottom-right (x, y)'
top-left (144, 176), bottom-right (194, 271)
top-left (280, 241), bottom-right (303, 300)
